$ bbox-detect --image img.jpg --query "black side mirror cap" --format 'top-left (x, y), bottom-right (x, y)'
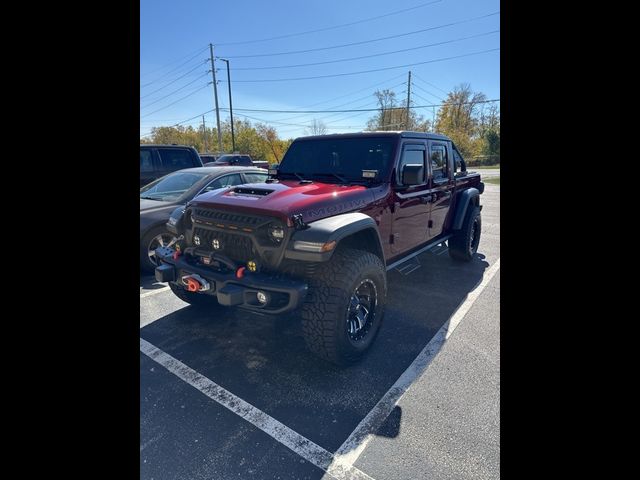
top-left (402, 164), bottom-right (424, 185)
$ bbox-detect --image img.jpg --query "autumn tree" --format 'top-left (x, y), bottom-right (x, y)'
top-left (365, 89), bottom-right (429, 131)
top-left (305, 119), bottom-right (327, 135)
top-left (434, 83), bottom-right (488, 158)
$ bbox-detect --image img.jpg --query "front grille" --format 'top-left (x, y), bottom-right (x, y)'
top-left (193, 208), bottom-right (262, 226)
top-left (193, 227), bottom-right (254, 263)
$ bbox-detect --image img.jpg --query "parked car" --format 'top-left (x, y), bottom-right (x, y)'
top-left (204, 154), bottom-right (270, 169)
top-left (140, 166), bottom-right (268, 272)
top-left (140, 144), bottom-right (203, 187)
top-left (155, 131), bottom-right (484, 365)
top-left (199, 153), bottom-right (219, 163)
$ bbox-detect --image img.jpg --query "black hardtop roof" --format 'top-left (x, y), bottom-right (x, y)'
top-left (294, 131), bottom-right (451, 142)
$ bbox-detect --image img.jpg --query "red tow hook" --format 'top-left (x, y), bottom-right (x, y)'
top-left (172, 250), bottom-right (181, 261)
top-left (185, 277), bottom-right (201, 292)
top-left (236, 266), bottom-right (246, 279)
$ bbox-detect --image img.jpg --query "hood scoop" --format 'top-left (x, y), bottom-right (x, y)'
top-left (228, 187), bottom-right (274, 197)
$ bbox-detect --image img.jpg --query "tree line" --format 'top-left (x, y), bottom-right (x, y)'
top-left (141, 119), bottom-right (292, 164)
top-left (141, 83), bottom-right (499, 166)
top-left (365, 83), bottom-right (500, 165)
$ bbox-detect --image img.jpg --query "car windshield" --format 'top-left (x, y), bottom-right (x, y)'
top-left (278, 137), bottom-right (396, 183)
top-left (140, 172), bottom-right (207, 201)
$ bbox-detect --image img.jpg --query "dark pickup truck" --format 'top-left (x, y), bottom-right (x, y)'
top-left (204, 154), bottom-right (270, 169)
top-left (155, 131), bottom-right (484, 364)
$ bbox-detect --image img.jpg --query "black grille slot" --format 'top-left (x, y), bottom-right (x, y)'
top-left (193, 209), bottom-right (261, 226)
top-left (193, 227), bottom-right (254, 263)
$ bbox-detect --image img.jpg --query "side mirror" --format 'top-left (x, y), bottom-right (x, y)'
top-left (402, 164), bottom-right (424, 185)
top-left (268, 164), bottom-right (279, 176)
top-left (167, 205), bottom-right (185, 235)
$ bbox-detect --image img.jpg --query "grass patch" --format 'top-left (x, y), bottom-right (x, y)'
top-left (484, 177), bottom-right (500, 185)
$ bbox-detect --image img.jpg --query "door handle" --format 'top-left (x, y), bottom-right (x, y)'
top-left (421, 195), bottom-right (433, 204)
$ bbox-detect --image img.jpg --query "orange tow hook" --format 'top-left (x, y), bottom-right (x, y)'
top-left (172, 250), bottom-right (181, 260)
top-left (185, 277), bottom-right (201, 292)
top-left (236, 266), bottom-right (246, 279)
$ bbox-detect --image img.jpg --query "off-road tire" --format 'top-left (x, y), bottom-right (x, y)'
top-left (301, 248), bottom-right (387, 365)
top-left (449, 205), bottom-right (481, 262)
top-left (169, 281), bottom-right (221, 309)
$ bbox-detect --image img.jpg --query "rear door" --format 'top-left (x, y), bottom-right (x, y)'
top-left (426, 140), bottom-right (455, 239)
top-left (391, 141), bottom-right (430, 254)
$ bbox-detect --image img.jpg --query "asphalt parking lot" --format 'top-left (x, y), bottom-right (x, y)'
top-left (140, 184), bottom-right (500, 480)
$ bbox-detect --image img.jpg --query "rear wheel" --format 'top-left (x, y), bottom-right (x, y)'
top-left (301, 248), bottom-right (387, 365)
top-left (449, 205), bottom-right (481, 262)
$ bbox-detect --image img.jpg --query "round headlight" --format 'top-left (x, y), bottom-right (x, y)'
top-left (268, 224), bottom-right (285, 243)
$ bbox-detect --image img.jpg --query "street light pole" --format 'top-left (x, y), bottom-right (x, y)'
top-left (219, 58), bottom-right (235, 152)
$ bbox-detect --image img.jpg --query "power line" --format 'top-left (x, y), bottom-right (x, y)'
top-left (215, 0), bottom-right (443, 46)
top-left (140, 46), bottom-right (208, 87)
top-left (140, 61), bottom-right (208, 99)
top-left (218, 98), bottom-right (500, 114)
top-left (141, 73), bottom-right (210, 110)
top-left (230, 30), bottom-right (499, 71)
top-left (220, 48), bottom-right (500, 83)
top-left (140, 45), bottom-right (208, 79)
top-left (222, 11), bottom-right (499, 59)
top-left (411, 83), bottom-right (445, 102)
top-left (411, 73), bottom-right (450, 95)
top-left (140, 84), bottom-right (211, 118)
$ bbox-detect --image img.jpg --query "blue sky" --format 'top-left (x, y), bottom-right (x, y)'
top-left (140, 0), bottom-right (500, 142)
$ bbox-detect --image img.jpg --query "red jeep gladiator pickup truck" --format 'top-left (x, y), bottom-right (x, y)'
top-left (156, 131), bottom-right (484, 364)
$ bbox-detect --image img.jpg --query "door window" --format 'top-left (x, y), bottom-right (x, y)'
top-left (202, 173), bottom-right (243, 192)
top-left (140, 149), bottom-right (154, 172)
top-left (397, 146), bottom-right (426, 186)
top-left (158, 149), bottom-right (195, 170)
top-left (430, 144), bottom-right (449, 181)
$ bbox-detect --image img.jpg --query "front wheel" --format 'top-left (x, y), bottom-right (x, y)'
top-left (140, 226), bottom-right (176, 273)
top-left (301, 248), bottom-right (387, 365)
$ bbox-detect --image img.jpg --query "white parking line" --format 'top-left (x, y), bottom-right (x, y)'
top-left (140, 286), bottom-right (169, 298)
top-left (140, 338), bottom-right (375, 480)
top-left (330, 258), bottom-right (500, 469)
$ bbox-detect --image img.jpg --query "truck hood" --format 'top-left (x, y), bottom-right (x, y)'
top-left (188, 180), bottom-right (374, 224)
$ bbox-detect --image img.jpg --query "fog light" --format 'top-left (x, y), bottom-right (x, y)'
top-left (257, 291), bottom-right (267, 304)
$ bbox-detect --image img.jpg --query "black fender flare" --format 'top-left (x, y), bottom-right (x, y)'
top-left (284, 212), bottom-right (383, 262)
top-left (452, 188), bottom-right (480, 230)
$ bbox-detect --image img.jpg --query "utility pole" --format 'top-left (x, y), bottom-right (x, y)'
top-left (209, 43), bottom-right (222, 153)
top-left (405, 70), bottom-right (412, 130)
top-left (202, 115), bottom-right (207, 152)
top-left (219, 58), bottom-right (235, 152)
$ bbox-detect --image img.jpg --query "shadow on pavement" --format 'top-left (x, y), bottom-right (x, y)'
top-left (140, 250), bottom-right (489, 479)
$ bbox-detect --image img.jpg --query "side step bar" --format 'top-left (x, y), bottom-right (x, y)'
top-left (386, 234), bottom-right (452, 272)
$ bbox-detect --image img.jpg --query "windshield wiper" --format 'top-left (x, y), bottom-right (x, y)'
top-left (311, 172), bottom-right (349, 184)
top-left (140, 195), bottom-right (162, 200)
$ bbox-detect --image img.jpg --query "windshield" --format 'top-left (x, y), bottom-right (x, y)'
top-left (213, 155), bottom-right (235, 163)
top-left (140, 171), bottom-right (207, 201)
top-left (279, 137), bottom-right (396, 182)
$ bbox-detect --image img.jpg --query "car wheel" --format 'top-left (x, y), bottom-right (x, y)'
top-left (140, 226), bottom-right (176, 273)
top-left (301, 248), bottom-right (387, 365)
top-left (449, 205), bottom-right (481, 262)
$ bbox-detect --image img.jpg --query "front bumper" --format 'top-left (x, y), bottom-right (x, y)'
top-left (154, 246), bottom-right (308, 315)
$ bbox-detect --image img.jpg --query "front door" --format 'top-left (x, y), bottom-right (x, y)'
top-left (427, 141), bottom-right (454, 239)
top-left (391, 142), bottom-right (430, 254)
